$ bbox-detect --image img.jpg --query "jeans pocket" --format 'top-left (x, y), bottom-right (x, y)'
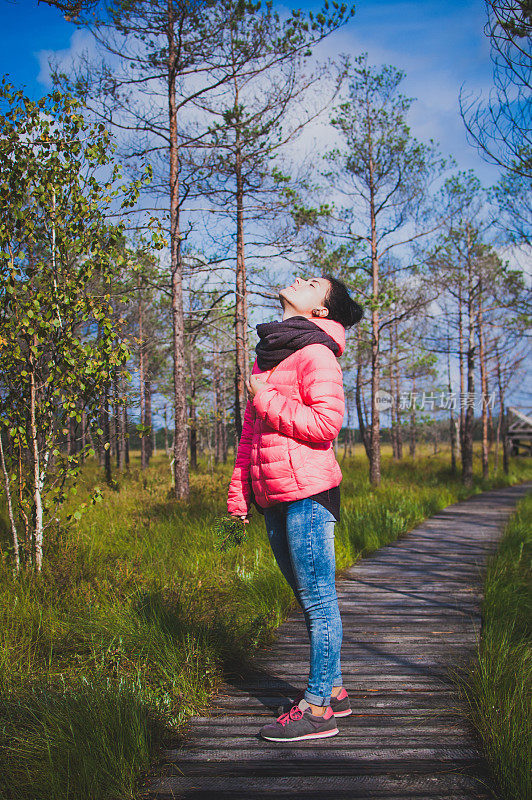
top-left (324, 520), bottom-right (336, 541)
top-left (312, 502), bottom-right (336, 540)
top-left (314, 502), bottom-right (337, 526)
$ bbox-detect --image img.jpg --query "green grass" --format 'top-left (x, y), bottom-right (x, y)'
top-left (0, 446), bottom-right (530, 800)
top-left (452, 490), bottom-right (532, 800)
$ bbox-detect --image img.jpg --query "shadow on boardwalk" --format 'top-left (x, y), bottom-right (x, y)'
top-left (144, 482), bottom-right (531, 800)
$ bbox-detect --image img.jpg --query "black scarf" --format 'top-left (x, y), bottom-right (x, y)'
top-left (255, 316), bottom-right (340, 371)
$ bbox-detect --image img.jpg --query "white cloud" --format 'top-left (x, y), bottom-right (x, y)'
top-left (37, 28), bottom-right (96, 88)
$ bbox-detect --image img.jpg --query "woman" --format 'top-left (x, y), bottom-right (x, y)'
top-left (227, 274), bottom-right (363, 742)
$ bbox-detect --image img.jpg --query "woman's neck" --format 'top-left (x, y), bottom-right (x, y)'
top-left (282, 310), bottom-right (312, 321)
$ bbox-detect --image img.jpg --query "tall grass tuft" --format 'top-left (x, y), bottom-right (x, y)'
top-left (0, 678), bottom-right (161, 800)
top-left (453, 491), bottom-right (532, 800)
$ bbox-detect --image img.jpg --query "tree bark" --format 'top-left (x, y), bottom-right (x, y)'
top-left (29, 355), bottom-right (44, 571)
top-left (502, 405), bottom-right (510, 473)
top-left (355, 329), bottom-right (370, 459)
top-left (118, 381), bottom-right (127, 471)
top-left (233, 109), bottom-right (250, 441)
top-left (462, 225), bottom-right (476, 488)
top-left (477, 277), bottom-right (489, 479)
top-left (447, 332), bottom-right (457, 474)
top-left (409, 377), bottom-right (416, 458)
top-left (494, 342), bottom-right (509, 474)
top-left (124, 400), bottom-right (130, 469)
top-left (368, 137), bottom-right (381, 486)
top-left (168, 3), bottom-right (190, 500)
top-left (189, 348), bottom-right (197, 471)
top-left (113, 374), bottom-right (121, 469)
top-left (389, 322), bottom-right (399, 460)
top-left (457, 282), bottom-right (465, 460)
top-left (220, 354), bottom-right (228, 463)
top-left (17, 444), bottom-right (30, 563)
top-left (145, 374), bottom-right (153, 463)
top-left (103, 386), bottom-right (112, 485)
top-left (393, 320), bottom-right (403, 459)
top-left (138, 289), bottom-right (149, 471)
top-left (164, 404), bottom-right (170, 458)
top-left (0, 431), bottom-right (20, 572)
top-left (213, 338), bottom-right (222, 466)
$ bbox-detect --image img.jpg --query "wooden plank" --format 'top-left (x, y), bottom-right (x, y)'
top-left (143, 773), bottom-right (495, 800)
top-left (156, 750), bottom-right (486, 769)
top-left (144, 482), bottom-right (531, 800)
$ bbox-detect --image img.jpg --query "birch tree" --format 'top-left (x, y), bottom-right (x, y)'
top-left (0, 84), bottom-right (139, 570)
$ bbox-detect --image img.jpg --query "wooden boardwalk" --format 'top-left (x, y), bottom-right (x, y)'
top-left (145, 482), bottom-right (531, 800)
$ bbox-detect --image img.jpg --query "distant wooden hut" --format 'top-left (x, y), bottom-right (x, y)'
top-left (506, 407), bottom-right (532, 455)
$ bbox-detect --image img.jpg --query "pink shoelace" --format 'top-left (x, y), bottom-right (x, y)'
top-left (276, 704), bottom-right (304, 726)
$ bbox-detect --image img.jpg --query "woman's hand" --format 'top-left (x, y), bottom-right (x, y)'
top-left (230, 513), bottom-right (250, 524)
top-left (245, 374), bottom-right (268, 400)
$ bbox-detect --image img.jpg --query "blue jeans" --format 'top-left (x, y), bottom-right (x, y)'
top-left (263, 497), bottom-right (343, 707)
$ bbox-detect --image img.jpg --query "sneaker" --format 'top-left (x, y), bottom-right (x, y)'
top-left (330, 687), bottom-right (352, 717)
top-left (276, 687), bottom-right (352, 718)
top-left (260, 699), bottom-right (339, 742)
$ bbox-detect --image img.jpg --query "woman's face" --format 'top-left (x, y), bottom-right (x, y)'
top-left (279, 276), bottom-right (331, 318)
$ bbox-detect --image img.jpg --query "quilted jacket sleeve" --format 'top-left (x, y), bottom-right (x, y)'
top-left (227, 363), bottom-right (259, 516)
top-left (252, 344), bottom-right (345, 443)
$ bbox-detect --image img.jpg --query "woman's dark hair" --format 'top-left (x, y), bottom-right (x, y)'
top-left (322, 274), bottom-right (364, 329)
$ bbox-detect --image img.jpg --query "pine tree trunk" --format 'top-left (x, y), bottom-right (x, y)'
top-left (502, 405), bottom-right (510, 474)
top-left (189, 349), bottom-right (197, 471)
top-left (234, 127), bottom-right (250, 441)
top-left (164, 404), bottom-right (170, 458)
top-left (220, 354), bottom-right (228, 463)
top-left (168, 7), bottom-right (190, 500)
top-left (394, 317), bottom-right (403, 459)
top-left (462, 226), bottom-right (475, 488)
top-left (139, 290), bottom-right (149, 471)
top-left (494, 343), bottom-right (507, 474)
top-left (408, 375), bottom-right (417, 458)
top-left (355, 327), bottom-right (370, 459)
top-left (214, 339), bottom-right (222, 466)
top-left (446, 331), bottom-right (457, 474)
top-left (145, 374), bottom-right (153, 464)
top-left (124, 401), bottom-right (130, 469)
top-left (368, 146), bottom-right (381, 486)
top-left (458, 283), bottom-right (465, 459)
top-left (389, 323), bottom-right (400, 460)
top-left (409, 402), bottom-right (416, 457)
top-left (477, 279), bottom-right (489, 479)
top-left (119, 384), bottom-right (127, 471)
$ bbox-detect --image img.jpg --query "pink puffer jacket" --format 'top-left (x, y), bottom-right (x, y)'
top-left (227, 317), bottom-right (346, 516)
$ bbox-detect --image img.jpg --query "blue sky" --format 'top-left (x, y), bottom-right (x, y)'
top-left (1, 0), bottom-right (501, 185)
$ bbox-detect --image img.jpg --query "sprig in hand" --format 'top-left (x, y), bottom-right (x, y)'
top-left (213, 514), bottom-right (249, 552)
